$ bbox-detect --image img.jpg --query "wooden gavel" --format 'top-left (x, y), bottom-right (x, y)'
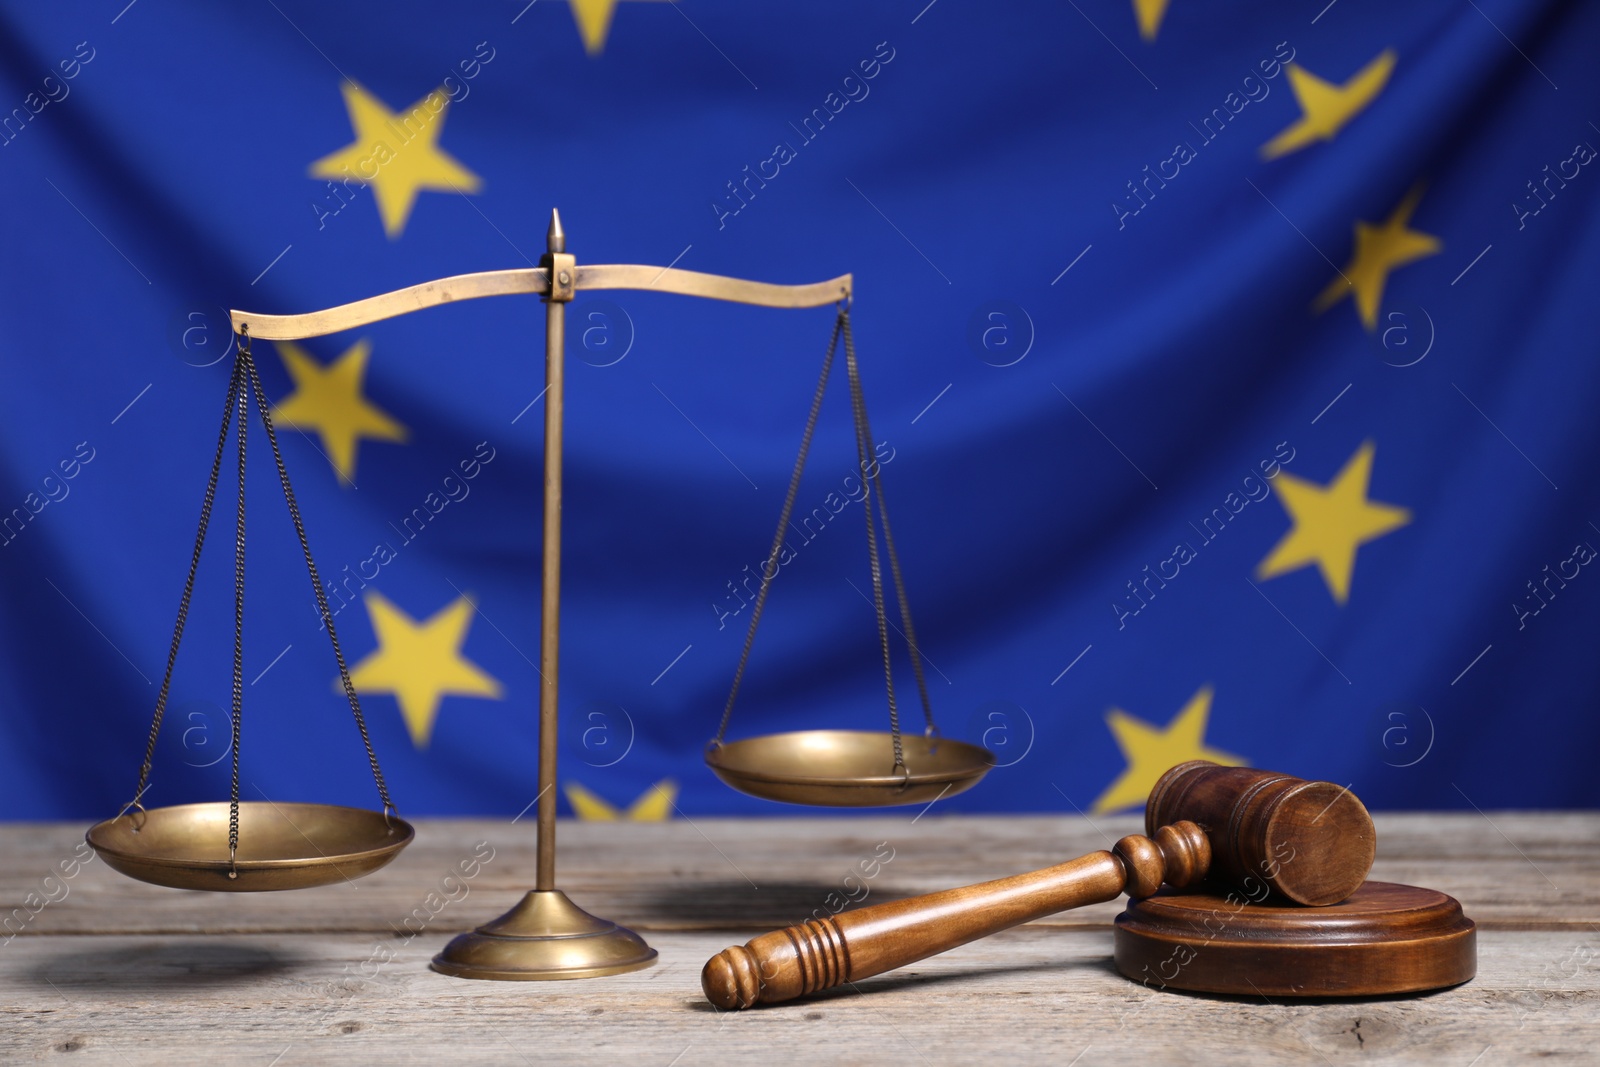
top-left (702, 761), bottom-right (1377, 1009)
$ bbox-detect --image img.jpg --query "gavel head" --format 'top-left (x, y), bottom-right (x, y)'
top-left (1145, 761), bottom-right (1375, 906)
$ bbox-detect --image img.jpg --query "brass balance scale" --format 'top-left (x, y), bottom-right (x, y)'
top-left (86, 211), bottom-right (995, 981)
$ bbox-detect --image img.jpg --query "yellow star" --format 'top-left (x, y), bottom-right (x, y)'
top-left (1261, 50), bottom-right (1396, 161)
top-left (564, 780), bottom-right (677, 821)
top-left (308, 81), bottom-right (481, 238)
top-left (1092, 686), bottom-right (1243, 814)
top-left (346, 592), bottom-right (505, 749)
top-left (1257, 441), bottom-right (1411, 604)
top-left (571, 0), bottom-right (622, 54)
top-left (1313, 186), bottom-right (1441, 331)
top-left (270, 340), bottom-right (406, 486)
top-left (1132, 0), bottom-right (1171, 40)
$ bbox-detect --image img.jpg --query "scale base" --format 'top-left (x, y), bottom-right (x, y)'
top-left (431, 890), bottom-right (657, 981)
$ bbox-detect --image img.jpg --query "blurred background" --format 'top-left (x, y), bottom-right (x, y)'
top-left (1, 0), bottom-right (1595, 822)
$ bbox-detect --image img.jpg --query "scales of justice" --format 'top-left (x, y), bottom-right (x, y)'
top-left (86, 211), bottom-right (996, 981)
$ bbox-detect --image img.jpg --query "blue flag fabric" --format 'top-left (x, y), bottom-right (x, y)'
top-left (1, 0), bottom-right (1596, 821)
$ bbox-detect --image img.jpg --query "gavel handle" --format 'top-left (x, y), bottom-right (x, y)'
top-left (702, 820), bottom-right (1210, 1009)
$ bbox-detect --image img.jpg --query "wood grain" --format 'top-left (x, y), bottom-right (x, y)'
top-left (1114, 882), bottom-right (1478, 997)
top-left (1, 927), bottom-right (1595, 1065)
top-left (1, 814), bottom-right (1596, 1064)
top-left (2, 814), bottom-right (1593, 937)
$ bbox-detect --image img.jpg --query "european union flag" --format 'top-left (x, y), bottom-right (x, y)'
top-left (2, 0), bottom-right (1596, 823)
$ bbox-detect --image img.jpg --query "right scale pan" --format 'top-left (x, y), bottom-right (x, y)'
top-left (706, 730), bottom-right (993, 807)
top-left (705, 309), bottom-right (995, 806)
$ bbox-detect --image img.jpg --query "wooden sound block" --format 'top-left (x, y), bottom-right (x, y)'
top-left (1113, 881), bottom-right (1475, 997)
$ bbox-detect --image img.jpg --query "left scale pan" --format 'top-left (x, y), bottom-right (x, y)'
top-left (87, 802), bottom-right (414, 892)
top-left (90, 338), bottom-right (410, 894)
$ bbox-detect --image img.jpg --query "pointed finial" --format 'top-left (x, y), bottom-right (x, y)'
top-left (547, 208), bottom-right (566, 254)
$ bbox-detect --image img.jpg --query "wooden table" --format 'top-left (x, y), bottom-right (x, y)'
top-left (2, 813), bottom-right (1596, 1065)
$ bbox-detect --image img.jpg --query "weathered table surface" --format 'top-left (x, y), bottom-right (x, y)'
top-left (2, 812), bottom-right (1596, 1065)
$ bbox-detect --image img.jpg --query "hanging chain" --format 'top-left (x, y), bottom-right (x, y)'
top-left (840, 311), bottom-right (905, 772)
top-left (240, 338), bottom-right (396, 817)
top-left (228, 357), bottom-right (249, 874)
top-left (712, 307), bottom-right (938, 774)
top-left (840, 313), bottom-right (937, 737)
top-left (125, 356), bottom-right (243, 815)
top-left (712, 313), bottom-right (843, 746)
top-left (121, 330), bottom-right (397, 840)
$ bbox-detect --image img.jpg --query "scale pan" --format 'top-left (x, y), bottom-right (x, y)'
top-left (86, 801), bottom-right (414, 892)
top-left (706, 729), bottom-right (993, 807)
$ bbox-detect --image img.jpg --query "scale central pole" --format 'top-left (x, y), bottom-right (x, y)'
top-left (431, 211), bottom-right (658, 980)
top-left (535, 212), bottom-right (566, 893)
